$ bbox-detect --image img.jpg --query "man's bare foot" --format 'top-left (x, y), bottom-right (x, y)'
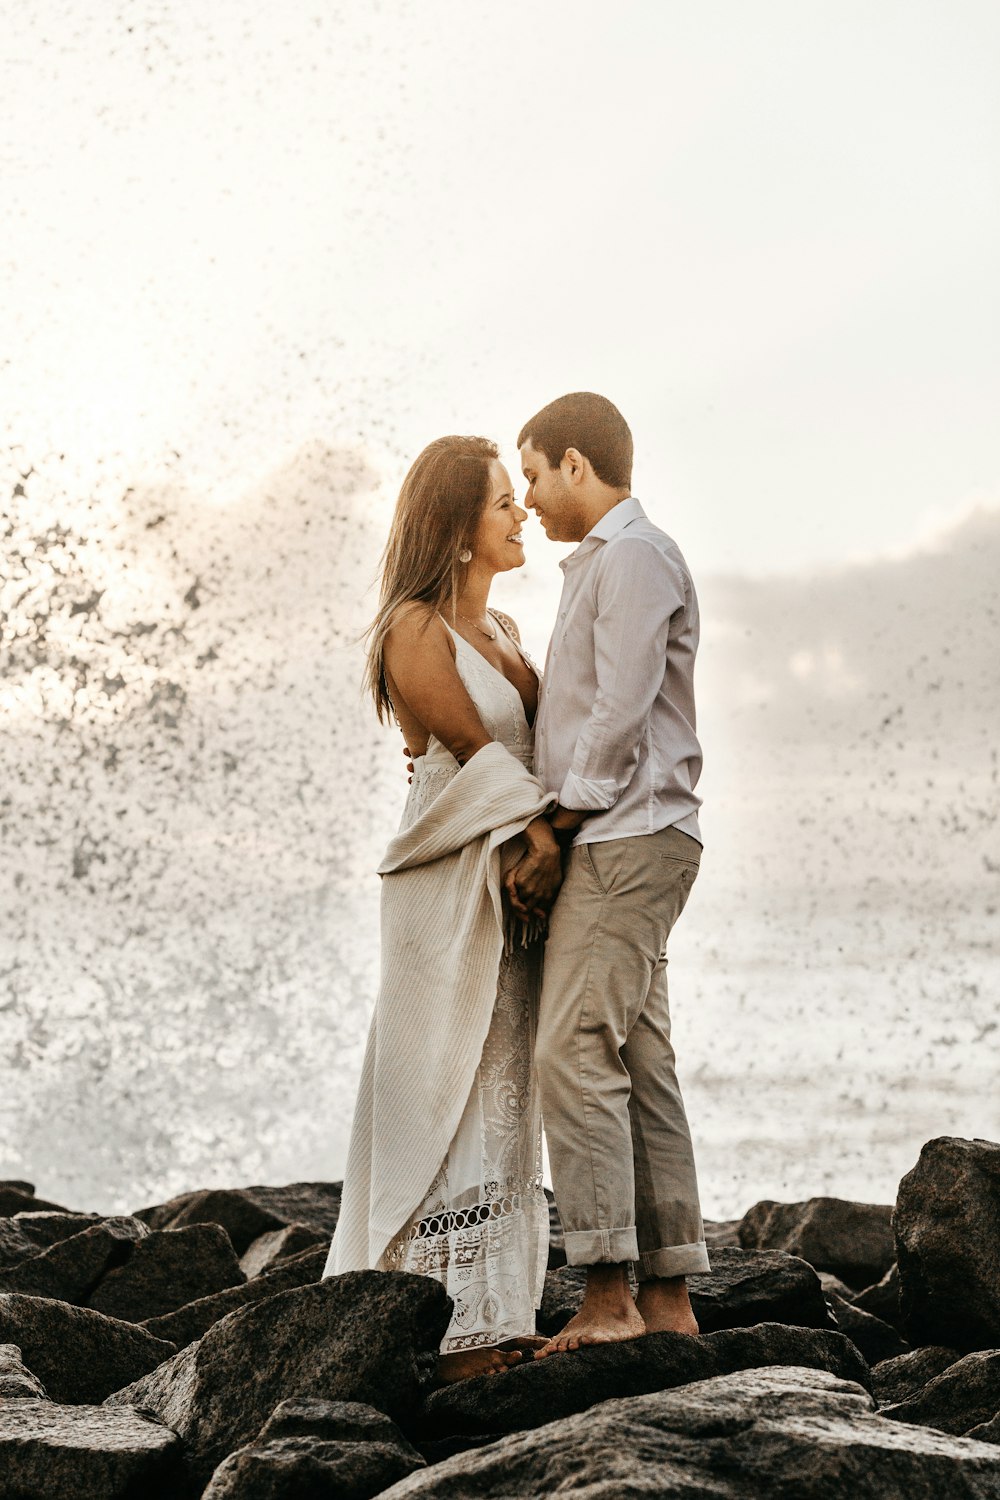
top-left (535, 1265), bottom-right (646, 1357)
top-left (435, 1348), bottom-right (522, 1385)
top-left (635, 1274), bottom-right (700, 1335)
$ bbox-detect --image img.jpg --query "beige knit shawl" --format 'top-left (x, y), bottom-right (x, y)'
top-left (325, 740), bottom-right (556, 1275)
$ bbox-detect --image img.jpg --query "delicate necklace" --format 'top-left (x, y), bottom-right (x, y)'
top-left (457, 610), bottom-right (496, 641)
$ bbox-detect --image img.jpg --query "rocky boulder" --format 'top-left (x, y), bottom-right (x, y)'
top-left (0, 1185), bottom-right (69, 1217)
top-left (202, 1398), bottom-right (425, 1498)
top-left (0, 1217), bottom-right (41, 1271)
top-left (105, 1271), bottom-right (450, 1485)
top-left (88, 1223), bottom-right (245, 1322)
top-left (739, 1195), bottom-right (895, 1288)
top-left (873, 1346), bottom-right (962, 1407)
top-left (0, 1399), bottom-right (183, 1499)
top-left (14, 1210), bottom-right (103, 1247)
top-left (239, 1222), bottom-right (328, 1279)
top-left (882, 1351), bottom-right (1000, 1437)
top-left (420, 1321), bottom-right (871, 1443)
top-left (142, 1244), bottom-right (327, 1350)
top-left (0, 1294), bottom-right (177, 1404)
top-left (0, 1341), bottom-right (48, 1398)
top-left (385, 1365), bottom-right (1000, 1499)
top-left (0, 1217), bottom-right (149, 1303)
top-left (827, 1291), bottom-right (910, 1365)
top-left (539, 1247), bottom-right (834, 1339)
top-left (853, 1261), bottom-right (905, 1331)
top-left (895, 1136), bottom-right (1000, 1351)
top-left (134, 1182), bottom-right (342, 1256)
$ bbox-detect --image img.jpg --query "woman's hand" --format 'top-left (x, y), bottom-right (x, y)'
top-left (503, 817), bottom-right (563, 923)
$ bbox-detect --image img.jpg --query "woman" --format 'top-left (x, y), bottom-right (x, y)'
top-left (324, 434), bottom-right (562, 1383)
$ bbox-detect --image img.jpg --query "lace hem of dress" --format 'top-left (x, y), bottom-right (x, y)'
top-left (382, 1188), bottom-right (548, 1353)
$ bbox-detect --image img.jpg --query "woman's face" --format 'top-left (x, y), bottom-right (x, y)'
top-left (472, 460), bottom-right (528, 574)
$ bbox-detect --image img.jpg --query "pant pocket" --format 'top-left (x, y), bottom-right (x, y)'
top-left (583, 840), bottom-right (629, 896)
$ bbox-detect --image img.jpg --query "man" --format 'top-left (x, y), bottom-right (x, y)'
top-left (508, 391), bottom-right (710, 1351)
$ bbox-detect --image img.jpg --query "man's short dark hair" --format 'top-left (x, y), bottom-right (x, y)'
top-left (517, 392), bottom-right (633, 489)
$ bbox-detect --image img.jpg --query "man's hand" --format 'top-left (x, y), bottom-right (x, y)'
top-left (503, 817), bottom-right (563, 923)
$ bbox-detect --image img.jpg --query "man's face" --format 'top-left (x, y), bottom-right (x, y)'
top-left (519, 440), bottom-right (587, 543)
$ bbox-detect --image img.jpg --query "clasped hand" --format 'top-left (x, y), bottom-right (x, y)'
top-left (503, 820), bottom-right (563, 925)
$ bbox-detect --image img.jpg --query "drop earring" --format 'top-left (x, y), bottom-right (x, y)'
top-left (458, 548), bottom-right (472, 563)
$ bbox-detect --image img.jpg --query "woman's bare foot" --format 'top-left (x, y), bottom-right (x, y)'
top-left (635, 1275), bottom-right (700, 1335)
top-left (435, 1347), bottom-right (523, 1385)
top-left (535, 1265), bottom-right (646, 1357)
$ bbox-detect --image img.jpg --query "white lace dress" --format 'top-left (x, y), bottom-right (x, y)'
top-left (381, 617), bottom-right (549, 1352)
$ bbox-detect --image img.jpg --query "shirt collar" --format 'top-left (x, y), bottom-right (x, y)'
top-left (560, 496), bottom-right (645, 569)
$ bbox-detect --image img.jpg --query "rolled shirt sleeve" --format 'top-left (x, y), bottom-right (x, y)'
top-left (557, 540), bottom-right (686, 813)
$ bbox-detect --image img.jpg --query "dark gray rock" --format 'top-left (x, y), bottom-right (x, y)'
top-left (0, 1293), bottom-right (177, 1403)
top-left (0, 1185), bottom-right (69, 1217)
top-left (420, 1321), bottom-right (871, 1442)
top-left (895, 1136), bottom-right (1000, 1352)
top-left (539, 1247), bottom-right (834, 1339)
top-left (88, 1223), bottom-right (245, 1322)
top-left (703, 1217), bottom-right (743, 1249)
top-left (0, 1398), bottom-right (183, 1499)
top-left (827, 1291), bottom-right (910, 1365)
top-left (105, 1271), bottom-right (450, 1485)
top-left (873, 1346), bottom-right (962, 1407)
top-left (854, 1261), bottom-right (905, 1331)
top-left (0, 1217), bottom-right (148, 1303)
top-left (134, 1182), bottom-right (342, 1256)
top-left (968, 1413), bottom-right (1000, 1445)
top-left (0, 1180), bottom-right (35, 1194)
top-left (883, 1351), bottom-right (1000, 1437)
top-left (0, 1217), bottom-right (41, 1271)
top-left (0, 1341), bottom-right (48, 1398)
top-left (202, 1399), bottom-right (425, 1499)
top-left (739, 1195), bottom-right (895, 1288)
top-left (142, 1243), bottom-right (327, 1350)
top-left (14, 1210), bottom-right (103, 1247)
top-left (386, 1365), bottom-right (1000, 1499)
top-left (239, 1222), bottom-right (328, 1278)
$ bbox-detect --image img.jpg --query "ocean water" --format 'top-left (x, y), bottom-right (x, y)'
top-left (2, 447), bottom-right (997, 1218)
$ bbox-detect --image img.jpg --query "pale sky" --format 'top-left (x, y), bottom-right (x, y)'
top-left (5, 0), bottom-right (998, 574)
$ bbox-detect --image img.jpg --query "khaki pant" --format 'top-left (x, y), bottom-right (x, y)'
top-left (536, 825), bottom-right (710, 1278)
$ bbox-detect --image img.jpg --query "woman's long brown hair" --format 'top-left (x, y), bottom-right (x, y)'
top-left (364, 434), bottom-right (498, 722)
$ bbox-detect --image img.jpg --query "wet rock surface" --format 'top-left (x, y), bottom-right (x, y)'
top-left (88, 1222), bottom-right (246, 1322)
top-left (0, 1293), bottom-right (177, 1403)
top-left (738, 1195), bottom-right (895, 1288)
top-left (419, 1322), bottom-right (871, 1442)
top-left (854, 1261), bottom-right (905, 1330)
top-left (0, 1341), bottom-right (49, 1398)
top-left (0, 1217), bottom-right (149, 1302)
top-left (383, 1365), bottom-right (1000, 1500)
top-left (141, 1243), bottom-right (327, 1350)
top-left (239, 1221), bottom-right (328, 1278)
top-left (0, 1398), bottom-right (184, 1500)
top-left (134, 1181), bottom-right (342, 1256)
top-left (202, 1398), bottom-right (426, 1499)
top-left (5, 1148), bottom-right (999, 1497)
top-left (882, 1351), bottom-right (1000, 1437)
top-left (827, 1289), bottom-right (910, 1365)
top-left (105, 1271), bottom-right (450, 1484)
top-left (895, 1136), bottom-right (1000, 1352)
top-left (872, 1345), bottom-right (962, 1406)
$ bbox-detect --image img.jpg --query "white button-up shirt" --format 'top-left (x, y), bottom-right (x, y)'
top-left (534, 497), bottom-right (703, 847)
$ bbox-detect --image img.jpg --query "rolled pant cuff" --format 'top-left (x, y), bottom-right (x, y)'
top-left (637, 1240), bottom-right (711, 1280)
top-left (564, 1226), bottom-right (639, 1266)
